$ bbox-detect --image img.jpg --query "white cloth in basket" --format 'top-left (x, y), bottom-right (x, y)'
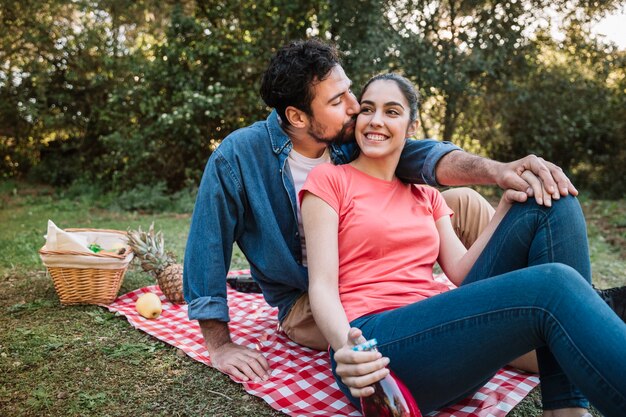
top-left (40, 221), bottom-right (133, 269)
top-left (44, 220), bottom-right (91, 252)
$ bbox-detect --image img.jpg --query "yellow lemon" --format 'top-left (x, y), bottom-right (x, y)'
top-left (135, 292), bottom-right (162, 319)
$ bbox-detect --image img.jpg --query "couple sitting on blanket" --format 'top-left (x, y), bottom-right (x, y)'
top-left (183, 39), bottom-right (626, 417)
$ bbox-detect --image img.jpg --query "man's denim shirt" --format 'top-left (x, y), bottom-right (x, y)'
top-left (183, 110), bottom-right (461, 323)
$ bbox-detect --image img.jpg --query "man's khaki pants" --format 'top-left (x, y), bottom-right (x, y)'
top-left (280, 187), bottom-right (495, 351)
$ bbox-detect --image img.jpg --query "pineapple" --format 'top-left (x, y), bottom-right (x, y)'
top-left (127, 223), bottom-right (186, 304)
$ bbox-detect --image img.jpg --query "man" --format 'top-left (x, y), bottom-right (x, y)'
top-left (183, 39), bottom-right (580, 383)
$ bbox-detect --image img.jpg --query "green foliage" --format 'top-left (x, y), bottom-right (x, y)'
top-left (471, 29), bottom-right (626, 196)
top-left (101, 342), bottom-right (164, 365)
top-left (96, 2), bottom-right (325, 191)
top-left (116, 182), bottom-right (173, 212)
top-left (76, 392), bottom-right (108, 411)
top-left (1, 0), bottom-right (625, 197)
top-left (114, 181), bottom-right (197, 213)
top-left (97, 6), bottom-right (233, 191)
top-left (26, 387), bottom-right (54, 411)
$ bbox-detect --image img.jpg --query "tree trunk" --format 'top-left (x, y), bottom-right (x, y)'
top-left (442, 94), bottom-right (458, 142)
top-left (418, 109), bottom-right (431, 139)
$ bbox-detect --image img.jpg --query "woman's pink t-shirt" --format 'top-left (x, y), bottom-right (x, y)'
top-left (300, 163), bottom-right (454, 322)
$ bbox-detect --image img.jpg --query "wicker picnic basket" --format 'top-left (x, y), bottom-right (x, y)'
top-left (39, 228), bottom-right (134, 305)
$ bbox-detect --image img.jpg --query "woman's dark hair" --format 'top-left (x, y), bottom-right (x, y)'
top-left (260, 38), bottom-right (341, 126)
top-left (349, 73), bottom-right (420, 161)
top-left (359, 73), bottom-right (420, 123)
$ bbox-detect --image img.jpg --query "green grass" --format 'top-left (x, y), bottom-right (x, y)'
top-left (1, 180), bottom-right (624, 417)
top-left (0, 180), bottom-right (278, 417)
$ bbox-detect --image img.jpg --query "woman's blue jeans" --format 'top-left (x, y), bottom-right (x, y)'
top-left (330, 196), bottom-right (626, 416)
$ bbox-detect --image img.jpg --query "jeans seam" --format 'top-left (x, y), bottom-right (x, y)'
top-left (376, 306), bottom-right (536, 350)
top-left (486, 208), bottom-right (554, 277)
top-left (541, 310), bottom-right (626, 408)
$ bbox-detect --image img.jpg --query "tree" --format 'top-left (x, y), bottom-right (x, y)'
top-left (0, 0), bottom-right (178, 183)
top-left (323, 0), bottom-right (622, 142)
top-left (2, 0), bottom-right (624, 197)
top-left (1, 0), bottom-right (321, 190)
top-left (95, 1), bottom-right (322, 191)
top-left (481, 27), bottom-right (626, 196)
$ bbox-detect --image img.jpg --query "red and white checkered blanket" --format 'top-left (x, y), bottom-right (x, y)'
top-left (107, 270), bottom-right (539, 417)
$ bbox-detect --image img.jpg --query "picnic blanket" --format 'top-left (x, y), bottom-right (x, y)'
top-left (107, 270), bottom-right (539, 417)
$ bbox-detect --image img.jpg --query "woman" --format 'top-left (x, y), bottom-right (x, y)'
top-left (299, 73), bottom-right (626, 417)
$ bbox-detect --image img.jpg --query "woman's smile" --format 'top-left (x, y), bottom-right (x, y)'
top-left (364, 132), bottom-right (390, 142)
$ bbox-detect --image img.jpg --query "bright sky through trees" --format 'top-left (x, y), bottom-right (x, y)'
top-left (593, 8), bottom-right (626, 49)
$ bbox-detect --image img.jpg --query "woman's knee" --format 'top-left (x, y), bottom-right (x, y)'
top-left (527, 263), bottom-right (588, 293)
top-left (522, 194), bottom-right (583, 219)
top-left (551, 194), bottom-right (583, 215)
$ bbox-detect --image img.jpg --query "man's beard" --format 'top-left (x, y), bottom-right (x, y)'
top-left (308, 118), bottom-right (356, 145)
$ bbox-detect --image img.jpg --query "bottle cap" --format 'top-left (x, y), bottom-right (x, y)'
top-left (352, 338), bottom-right (378, 352)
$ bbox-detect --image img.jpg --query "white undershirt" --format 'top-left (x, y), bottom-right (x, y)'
top-left (288, 148), bottom-right (331, 266)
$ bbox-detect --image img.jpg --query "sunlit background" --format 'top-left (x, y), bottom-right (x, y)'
top-left (1, 1), bottom-right (625, 197)
top-left (593, 8), bottom-right (626, 49)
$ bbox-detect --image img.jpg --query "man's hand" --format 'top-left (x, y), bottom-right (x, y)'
top-left (199, 319), bottom-right (270, 382)
top-left (210, 342), bottom-right (270, 383)
top-left (497, 155), bottom-right (577, 205)
top-left (333, 328), bottom-right (390, 398)
top-left (436, 151), bottom-right (577, 207)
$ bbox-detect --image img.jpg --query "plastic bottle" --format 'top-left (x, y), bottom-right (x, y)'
top-left (352, 339), bottom-right (422, 417)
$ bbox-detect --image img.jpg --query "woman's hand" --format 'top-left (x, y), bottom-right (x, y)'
top-left (333, 328), bottom-right (391, 397)
top-left (499, 188), bottom-right (522, 207)
top-left (499, 170), bottom-right (551, 207)
top-left (521, 169), bottom-right (555, 206)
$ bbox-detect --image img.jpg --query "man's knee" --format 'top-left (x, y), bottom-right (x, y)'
top-left (441, 188), bottom-right (495, 248)
top-left (280, 293), bottom-right (328, 350)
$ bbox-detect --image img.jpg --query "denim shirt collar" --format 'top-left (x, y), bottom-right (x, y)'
top-left (268, 110), bottom-right (293, 155)
top-left (266, 109), bottom-right (352, 164)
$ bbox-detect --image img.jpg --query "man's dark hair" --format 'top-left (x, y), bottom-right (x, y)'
top-left (260, 38), bottom-right (341, 126)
